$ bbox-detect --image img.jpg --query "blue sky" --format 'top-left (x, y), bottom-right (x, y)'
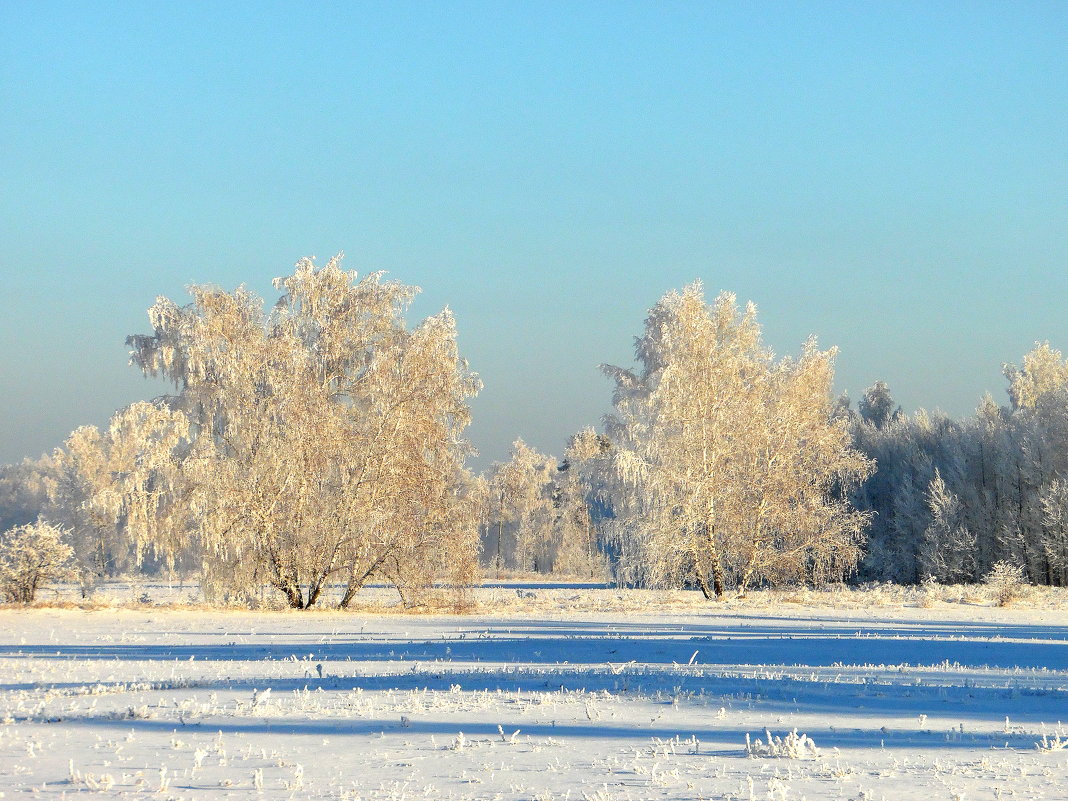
top-left (1, 1), bottom-right (1066, 469)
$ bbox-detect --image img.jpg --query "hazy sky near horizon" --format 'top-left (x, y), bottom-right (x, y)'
top-left (2, 1), bottom-right (1066, 469)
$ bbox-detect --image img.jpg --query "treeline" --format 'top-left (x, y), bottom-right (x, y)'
top-left (2, 258), bottom-right (1067, 606)
top-left (481, 349), bottom-right (1068, 593)
top-left (475, 293), bottom-right (1068, 594)
top-left (847, 355), bottom-right (1068, 587)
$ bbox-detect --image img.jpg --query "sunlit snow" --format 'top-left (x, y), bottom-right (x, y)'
top-left (2, 584), bottom-right (1067, 799)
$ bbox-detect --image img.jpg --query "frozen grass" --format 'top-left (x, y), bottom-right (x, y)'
top-left (744, 728), bottom-right (820, 759)
top-left (2, 583), bottom-right (1068, 799)
top-left (10, 576), bottom-right (1068, 615)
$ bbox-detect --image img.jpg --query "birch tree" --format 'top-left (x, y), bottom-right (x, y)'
top-left (858, 381), bottom-right (901, 429)
top-left (920, 469), bottom-right (977, 582)
top-left (1040, 478), bottom-right (1068, 587)
top-left (603, 283), bottom-right (872, 598)
top-left (482, 440), bottom-right (555, 574)
top-left (52, 402), bottom-right (190, 585)
top-left (851, 345), bottom-right (1068, 587)
top-left (479, 435), bottom-right (609, 578)
top-left (550, 429), bottom-right (611, 578)
top-left (119, 255), bottom-right (481, 608)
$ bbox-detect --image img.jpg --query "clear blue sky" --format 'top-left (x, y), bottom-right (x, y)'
top-left (2, 1), bottom-right (1066, 469)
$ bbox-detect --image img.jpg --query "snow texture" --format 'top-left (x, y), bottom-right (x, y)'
top-left (2, 585), bottom-right (1068, 799)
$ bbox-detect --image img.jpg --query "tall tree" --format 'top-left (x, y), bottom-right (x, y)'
top-left (550, 429), bottom-right (611, 579)
top-left (851, 343), bottom-right (1068, 588)
top-left (111, 255), bottom-right (482, 608)
top-left (603, 283), bottom-right (872, 598)
top-left (484, 439), bottom-right (556, 574)
top-left (52, 403), bottom-right (189, 588)
top-left (920, 468), bottom-right (977, 582)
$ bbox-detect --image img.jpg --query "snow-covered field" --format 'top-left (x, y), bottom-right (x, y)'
top-left (2, 586), bottom-right (1068, 800)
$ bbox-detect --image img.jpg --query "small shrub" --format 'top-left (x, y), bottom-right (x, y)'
top-left (1037, 724), bottom-right (1068, 752)
top-left (0, 520), bottom-right (76, 603)
top-left (917, 574), bottom-right (942, 607)
top-left (983, 561), bottom-right (1030, 606)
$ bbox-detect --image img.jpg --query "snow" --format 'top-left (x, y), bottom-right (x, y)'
top-left (2, 587), bottom-right (1068, 799)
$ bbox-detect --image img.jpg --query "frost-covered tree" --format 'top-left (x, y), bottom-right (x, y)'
top-left (0, 521), bottom-right (76, 603)
top-left (51, 426), bottom-right (129, 585)
top-left (858, 381), bottom-right (901, 429)
top-left (550, 429), bottom-right (611, 578)
top-left (1004, 342), bottom-right (1068, 411)
top-left (482, 440), bottom-right (555, 574)
top-left (482, 463), bottom-right (511, 579)
top-left (1004, 346), bottom-right (1068, 583)
top-left (852, 408), bottom-right (964, 583)
top-left (1040, 478), bottom-right (1068, 587)
top-left (920, 469), bottom-right (977, 582)
top-left (51, 402), bottom-right (189, 588)
top-left (603, 283), bottom-right (872, 598)
top-left (118, 255), bottom-right (481, 608)
top-left (0, 456), bottom-right (57, 533)
top-left (853, 343), bottom-right (1068, 587)
top-left (479, 431), bottom-right (611, 578)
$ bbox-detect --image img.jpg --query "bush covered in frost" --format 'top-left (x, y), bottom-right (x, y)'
top-left (983, 560), bottom-right (1030, 606)
top-left (0, 520), bottom-right (76, 603)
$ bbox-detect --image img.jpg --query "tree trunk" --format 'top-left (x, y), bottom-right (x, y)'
top-left (694, 563), bottom-right (714, 600)
top-left (692, 533), bottom-right (721, 600)
top-left (276, 578), bottom-right (305, 609)
top-left (738, 568), bottom-right (754, 597)
top-left (339, 544), bottom-right (396, 608)
top-left (711, 562), bottom-right (726, 599)
top-left (306, 579), bottom-right (324, 609)
top-left (338, 575), bottom-right (363, 609)
top-left (496, 521), bottom-right (504, 580)
top-left (703, 521), bottom-right (726, 599)
top-left (585, 511), bottom-right (596, 579)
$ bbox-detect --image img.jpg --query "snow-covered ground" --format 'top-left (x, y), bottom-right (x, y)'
top-left (2, 587), bottom-right (1068, 800)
